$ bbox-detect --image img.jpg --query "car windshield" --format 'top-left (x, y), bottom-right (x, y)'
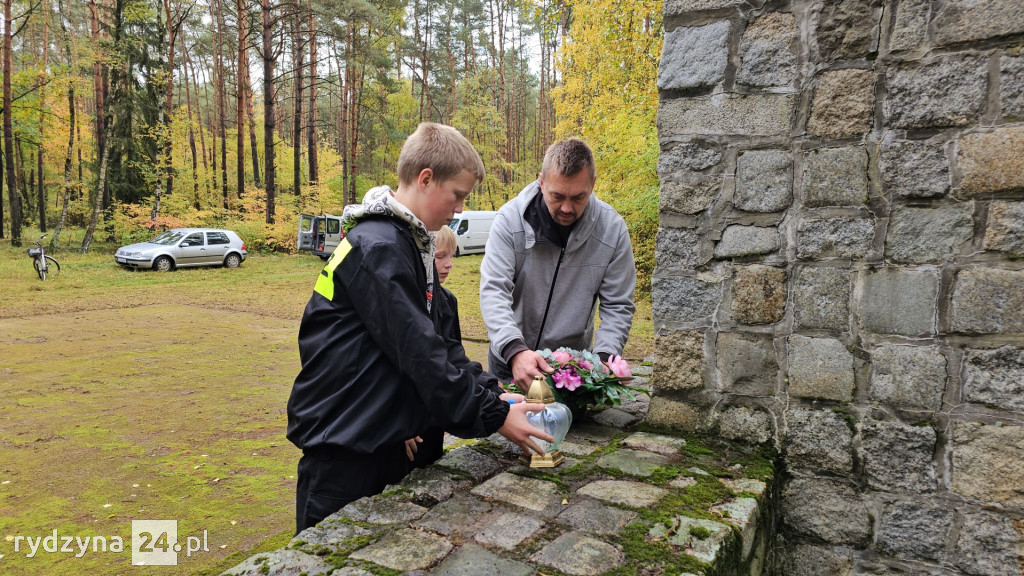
top-left (149, 231), bottom-right (187, 245)
top-left (448, 220), bottom-right (460, 231)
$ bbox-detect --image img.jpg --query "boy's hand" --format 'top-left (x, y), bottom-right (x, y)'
top-left (499, 392), bottom-right (525, 404)
top-left (510, 351), bottom-right (553, 390)
top-left (404, 436), bottom-right (423, 461)
top-left (498, 402), bottom-right (554, 456)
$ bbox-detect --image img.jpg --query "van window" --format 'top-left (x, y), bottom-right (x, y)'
top-left (326, 218), bottom-right (340, 235)
top-left (456, 220), bottom-right (469, 235)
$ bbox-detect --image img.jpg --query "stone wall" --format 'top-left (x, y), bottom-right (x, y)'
top-left (653, 0), bottom-right (1024, 573)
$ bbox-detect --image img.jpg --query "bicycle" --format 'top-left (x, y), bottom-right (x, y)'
top-left (27, 234), bottom-right (60, 281)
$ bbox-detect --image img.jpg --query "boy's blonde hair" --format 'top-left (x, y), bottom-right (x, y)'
top-left (398, 123), bottom-right (485, 186)
top-left (434, 225), bottom-right (457, 254)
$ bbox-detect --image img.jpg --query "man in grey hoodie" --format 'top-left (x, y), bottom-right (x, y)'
top-left (480, 138), bottom-right (636, 389)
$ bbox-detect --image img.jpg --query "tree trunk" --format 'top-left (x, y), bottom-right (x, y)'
top-left (88, 0), bottom-right (107, 211)
top-left (214, 0), bottom-right (228, 205)
top-left (182, 30), bottom-right (200, 209)
top-left (52, 76), bottom-right (75, 248)
top-left (236, 0), bottom-right (247, 196)
top-left (187, 47), bottom-right (212, 198)
top-left (306, 2), bottom-right (317, 185)
top-left (162, 0), bottom-right (179, 199)
top-left (37, 0), bottom-right (48, 232)
top-left (82, 127), bottom-right (112, 253)
top-left (4, 0), bottom-right (21, 247)
top-left (340, 30), bottom-right (350, 204)
top-left (246, 59), bottom-right (260, 187)
top-left (292, 6), bottom-right (303, 196)
top-left (261, 0), bottom-right (275, 223)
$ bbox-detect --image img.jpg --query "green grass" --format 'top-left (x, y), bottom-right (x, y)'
top-left (0, 227), bottom-right (654, 575)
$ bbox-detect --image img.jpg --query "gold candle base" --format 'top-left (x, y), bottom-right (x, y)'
top-left (521, 450), bottom-right (564, 468)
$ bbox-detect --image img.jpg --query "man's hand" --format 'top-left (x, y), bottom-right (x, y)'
top-left (404, 436), bottom-right (422, 461)
top-left (510, 350), bottom-right (553, 390)
top-left (497, 402), bottom-right (554, 456)
top-left (499, 392), bottom-right (525, 404)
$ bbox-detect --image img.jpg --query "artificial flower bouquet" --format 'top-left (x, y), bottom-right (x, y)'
top-left (514, 347), bottom-right (642, 416)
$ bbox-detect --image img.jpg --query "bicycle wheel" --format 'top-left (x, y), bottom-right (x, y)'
top-left (44, 256), bottom-right (61, 278)
top-left (33, 258), bottom-right (46, 280)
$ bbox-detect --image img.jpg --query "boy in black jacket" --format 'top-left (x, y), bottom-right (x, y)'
top-left (287, 123), bottom-right (551, 534)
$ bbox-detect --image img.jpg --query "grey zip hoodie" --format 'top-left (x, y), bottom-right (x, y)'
top-left (480, 180), bottom-right (636, 363)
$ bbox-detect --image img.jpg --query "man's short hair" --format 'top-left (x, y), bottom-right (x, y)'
top-left (434, 225), bottom-right (457, 254)
top-left (398, 123), bottom-right (485, 186)
top-left (540, 138), bottom-right (596, 180)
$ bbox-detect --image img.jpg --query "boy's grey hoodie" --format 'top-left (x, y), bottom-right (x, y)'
top-left (480, 180), bottom-right (636, 362)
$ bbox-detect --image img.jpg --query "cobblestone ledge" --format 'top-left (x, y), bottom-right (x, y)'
top-left (222, 385), bottom-right (777, 576)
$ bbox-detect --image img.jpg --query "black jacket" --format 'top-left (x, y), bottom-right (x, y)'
top-left (286, 216), bottom-right (509, 454)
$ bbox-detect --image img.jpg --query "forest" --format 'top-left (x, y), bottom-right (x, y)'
top-left (0, 0), bottom-right (662, 289)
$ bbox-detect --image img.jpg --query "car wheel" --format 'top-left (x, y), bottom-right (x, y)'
top-left (154, 256), bottom-right (174, 272)
top-left (454, 247), bottom-right (461, 257)
top-left (224, 253), bottom-right (241, 268)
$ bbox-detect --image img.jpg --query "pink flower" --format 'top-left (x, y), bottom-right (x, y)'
top-left (606, 355), bottom-right (633, 381)
top-left (552, 350), bottom-right (572, 364)
top-left (580, 360), bottom-right (593, 370)
top-left (552, 369), bottom-right (570, 389)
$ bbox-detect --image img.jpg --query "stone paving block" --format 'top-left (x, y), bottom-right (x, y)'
top-left (653, 330), bottom-right (704, 390)
top-left (658, 94), bottom-right (796, 138)
top-left (802, 146), bottom-right (868, 208)
top-left (660, 178), bottom-right (721, 215)
top-left (616, 391), bottom-right (651, 416)
top-left (622, 432), bottom-right (688, 455)
top-left (567, 424), bottom-right (621, 443)
top-left (889, 0), bottom-right (928, 51)
top-left (712, 497), bottom-right (759, 557)
top-left (950, 268), bottom-right (1024, 334)
top-left (435, 446), bottom-right (503, 482)
top-left (658, 142), bottom-right (722, 176)
top-left (222, 549), bottom-right (333, 576)
top-left (958, 126), bottom-right (1024, 196)
top-left (787, 335), bottom-right (854, 402)
top-left (732, 265), bottom-right (787, 324)
top-left (861, 419), bottom-right (937, 493)
top-left (807, 69), bottom-right (874, 139)
top-left (473, 512), bottom-right (545, 550)
top-left (290, 519), bottom-right (372, 555)
top-left (657, 226), bottom-right (706, 271)
top-left (718, 406), bottom-right (773, 445)
top-left (715, 225), bottom-right (780, 258)
top-left (816, 0), bottom-right (881, 59)
top-left (735, 150), bottom-right (792, 212)
top-left (577, 480), bottom-right (667, 507)
top-left (869, 344), bottom-right (947, 412)
top-left (720, 477), bottom-right (766, 496)
top-left (530, 531), bottom-right (624, 576)
top-left (413, 495), bottom-right (493, 537)
top-left (877, 502), bottom-right (953, 562)
top-left (664, 0), bottom-right (744, 12)
top-left (785, 407), bottom-right (854, 475)
top-left (385, 466), bottom-right (466, 507)
top-left (934, 0), bottom-right (1024, 46)
top-left (954, 510), bottom-right (1024, 576)
top-left (559, 440), bottom-right (598, 456)
top-left (983, 200), bottom-right (1024, 254)
top-left (717, 332), bottom-right (778, 396)
top-left (886, 55), bottom-right (988, 129)
top-left (597, 449), bottom-right (671, 476)
top-left (591, 408), bottom-right (641, 429)
top-left (880, 136), bottom-right (950, 198)
top-left (797, 217), bottom-right (874, 260)
top-left (1001, 54), bottom-right (1024, 119)
top-left (671, 476), bottom-right (699, 489)
top-left (558, 499), bottom-right (636, 535)
top-left (885, 205), bottom-right (973, 264)
top-left (781, 478), bottom-right (871, 546)
top-left (951, 421), bottom-right (1024, 509)
top-left (348, 528), bottom-right (452, 571)
top-left (859, 267), bottom-right (939, 336)
top-left (659, 21), bottom-right (730, 90)
top-left (793, 266), bottom-right (851, 330)
top-left (340, 498), bottom-right (428, 525)
top-left (653, 275), bottom-right (722, 324)
top-left (737, 12), bottom-right (797, 88)
top-left (963, 346), bottom-right (1024, 411)
top-left (650, 516), bottom-right (733, 563)
top-left (481, 433), bottom-right (520, 458)
top-left (471, 473), bottom-right (563, 515)
top-left (431, 542), bottom-right (534, 576)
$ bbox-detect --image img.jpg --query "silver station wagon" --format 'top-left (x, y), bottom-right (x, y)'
top-left (115, 228), bottom-right (248, 271)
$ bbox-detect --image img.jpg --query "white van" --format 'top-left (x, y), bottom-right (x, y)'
top-left (297, 213), bottom-right (344, 259)
top-left (448, 210), bottom-right (497, 256)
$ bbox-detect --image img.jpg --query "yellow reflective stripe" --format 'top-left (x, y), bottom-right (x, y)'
top-left (313, 238), bottom-right (352, 301)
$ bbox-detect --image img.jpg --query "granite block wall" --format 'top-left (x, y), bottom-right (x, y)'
top-left (653, 0), bottom-right (1024, 573)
